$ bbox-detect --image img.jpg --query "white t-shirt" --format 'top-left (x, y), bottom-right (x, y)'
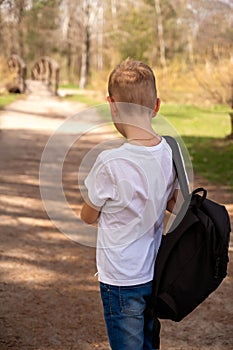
top-left (84, 137), bottom-right (178, 286)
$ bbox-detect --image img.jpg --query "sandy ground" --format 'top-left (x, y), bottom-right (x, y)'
top-left (0, 82), bottom-right (232, 350)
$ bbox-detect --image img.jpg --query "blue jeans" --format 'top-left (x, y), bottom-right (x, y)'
top-left (100, 281), bottom-right (157, 350)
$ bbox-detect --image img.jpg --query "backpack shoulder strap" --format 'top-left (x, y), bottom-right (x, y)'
top-left (164, 136), bottom-right (190, 199)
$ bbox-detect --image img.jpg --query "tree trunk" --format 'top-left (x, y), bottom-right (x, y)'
top-left (67, 42), bottom-right (72, 82)
top-left (97, 1), bottom-right (104, 71)
top-left (17, 0), bottom-right (26, 57)
top-left (111, 0), bottom-right (118, 31)
top-left (187, 34), bottom-right (194, 63)
top-left (66, 14), bottom-right (72, 82)
top-left (154, 0), bottom-right (167, 73)
top-left (79, 1), bottom-right (90, 89)
top-left (79, 26), bottom-right (90, 88)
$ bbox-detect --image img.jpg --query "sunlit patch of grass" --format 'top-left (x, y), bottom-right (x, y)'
top-left (0, 94), bottom-right (20, 109)
top-left (157, 104), bottom-right (233, 188)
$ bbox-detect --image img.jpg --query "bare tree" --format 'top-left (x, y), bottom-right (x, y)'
top-left (16, 0), bottom-right (26, 57)
top-left (96, 0), bottom-right (104, 71)
top-left (0, 0), bottom-right (27, 57)
top-left (154, 0), bottom-right (167, 73)
top-left (62, 0), bottom-right (83, 82)
top-left (111, 0), bottom-right (118, 31)
top-left (79, 0), bottom-right (91, 88)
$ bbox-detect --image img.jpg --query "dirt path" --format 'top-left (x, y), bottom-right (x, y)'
top-left (0, 86), bottom-right (232, 350)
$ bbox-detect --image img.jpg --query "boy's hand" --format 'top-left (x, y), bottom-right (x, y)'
top-left (166, 189), bottom-right (182, 214)
top-left (80, 197), bottom-right (101, 225)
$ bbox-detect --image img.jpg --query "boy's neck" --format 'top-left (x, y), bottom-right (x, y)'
top-left (126, 128), bottom-right (162, 147)
top-left (128, 136), bottom-right (162, 147)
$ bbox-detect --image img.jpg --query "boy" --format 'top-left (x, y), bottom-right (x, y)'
top-left (81, 59), bottom-right (179, 350)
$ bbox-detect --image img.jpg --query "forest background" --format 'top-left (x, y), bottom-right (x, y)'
top-left (0, 0), bottom-right (232, 105)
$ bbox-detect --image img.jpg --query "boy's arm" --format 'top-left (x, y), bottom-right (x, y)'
top-left (166, 189), bottom-right (182, 214)
top-left (80, 197), bottom-right (101, 225)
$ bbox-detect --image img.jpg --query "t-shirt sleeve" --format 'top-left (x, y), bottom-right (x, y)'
top-left (84, 154), bottom-right (115, 208)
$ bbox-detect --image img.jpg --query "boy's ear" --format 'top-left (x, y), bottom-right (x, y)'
top-left (107, 96), bottom-right (118, 117)
top-left (152, 98), bottom-right (161, 117)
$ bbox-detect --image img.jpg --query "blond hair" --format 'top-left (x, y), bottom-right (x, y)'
top-left (108, 58), bottom-right (157, 110)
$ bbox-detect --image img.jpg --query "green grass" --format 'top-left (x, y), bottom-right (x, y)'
top-left (59, 83), bottom-right (104, 106)
top-left (60, 92), bottom-right (233, 189)
top-left (159, 104), bottom-right (231, 138)
top-left (183, 136), bottom-right (233, 187)
top-left (0, 94), bottom-right (20, 109)
top-left (64, 93), bottom-right (103, 107)
top-left (59, 83), bottom-right (80, 89)
top-left (157, 104), bottom-right (233, 188)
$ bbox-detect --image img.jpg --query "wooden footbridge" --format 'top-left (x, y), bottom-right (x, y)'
top-left (7, 55), bottom-right (60, 96)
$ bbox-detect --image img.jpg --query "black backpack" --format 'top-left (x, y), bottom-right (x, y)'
top-left (150, 136), bottom-right (231, 349)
